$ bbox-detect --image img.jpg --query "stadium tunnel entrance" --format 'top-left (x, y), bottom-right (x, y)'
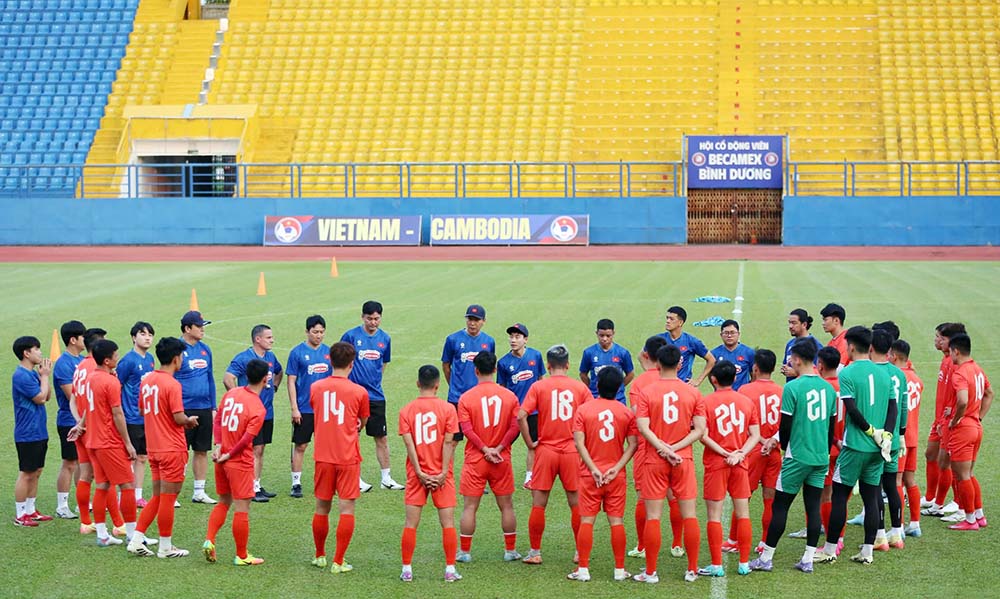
top-left (687, 188), bottom-right (782, 244)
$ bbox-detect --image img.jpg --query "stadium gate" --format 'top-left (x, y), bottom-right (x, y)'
top-left (687, 188), bottom-right (782, 244)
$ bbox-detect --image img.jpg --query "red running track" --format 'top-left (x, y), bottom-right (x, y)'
top-left (0, 245), bottom-right (999, 263)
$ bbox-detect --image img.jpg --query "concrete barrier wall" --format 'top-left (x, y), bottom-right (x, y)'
top-left (0, 196), bottom-right (689, 245)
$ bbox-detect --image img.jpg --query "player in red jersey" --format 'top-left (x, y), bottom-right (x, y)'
top-left (890, 340), bottom-right (925, 536)
top-left (456, 351), bottom-right (521, 563)
top-left (820, 303), bottom-right (850, 367)
top-left (698, 361), bottom-right (761, 577)
top-left (946, 333), bottom-right (994, 531)
top-left (82, 340), bottom-right (138, 548)
top-left (127, 337), bottom-right (199, 558)
top-left (519, 344), bottom-right (592, 564)
top-left (202, 359), bottom-right (268, 566)
top-left (635, 345), bottom-right (707, 584)
top-left (924, 323), bottom-right (966, 517)
top-left (567, 368), bottom-right (638, 583)
top-left (398, 365), bottom-right (461, 582)
top-left (625, 336), bottom-right (667, 560)
top-left (309, 342), bottom-right (370, 573)
top-left (724, 349), bottom-right (782, 554)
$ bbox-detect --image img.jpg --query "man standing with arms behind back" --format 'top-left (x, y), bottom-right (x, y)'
top-left (117, 322), bottom-right (156, 509)
top-left (175, 311), bottom-right (217, 505)
top-left (225, 324), bottom-right (283, 503)
top-left (442, 304), bottom-right (495, 443)
top-left (342, 301), bottom-right (404, 492)
top-left (286, 315), bottom-right (332, 498)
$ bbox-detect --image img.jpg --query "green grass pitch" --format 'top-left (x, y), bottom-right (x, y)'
top-left (0, 259), bottom-right (997, 598)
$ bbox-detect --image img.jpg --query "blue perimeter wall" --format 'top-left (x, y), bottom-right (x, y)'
top-left (783, 196), bottom-right (1000, 246)
top-left (3, 195), bottom-right (1000, 245)
top-left (0, 196), bottom-right (688, 245)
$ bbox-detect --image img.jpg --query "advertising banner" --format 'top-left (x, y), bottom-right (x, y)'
top-left (687, 135), bottom-right (783, 189)
top-left (428, 214), bottom-right (589, 245)
top-left (264, 215), bottom-right (422, 246)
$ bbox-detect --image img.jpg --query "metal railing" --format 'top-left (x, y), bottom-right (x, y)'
top-left (1, 160), bottom-right (999, 198)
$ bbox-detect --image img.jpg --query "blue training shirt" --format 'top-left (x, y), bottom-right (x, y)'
top-left (783, 335), bottom-right (825, 380)
top-left (53, 351), bottom-right (84, 428)
top-left (441, 329), bottom-right (496, 404)
top-left (12, 366), bottom-right (47, 442)
top-left (341, 326), bottom-right (391, 402)
top-left (659, 331), bottom-right (709, 383)
top-left (579, 342), bottom-right (634, 403)
top-left (175, 340), bottom-right (216, 411)
top-left (227, 347), bottom-right (283, 420)
top-left (497, 347), bottom-right (546, 404)
top-left (285, 342), bottom-right (331, 414)
top-left (117, 348), bottom-right (155, 425)
top-left (710, 343), bottom-right (757, 390)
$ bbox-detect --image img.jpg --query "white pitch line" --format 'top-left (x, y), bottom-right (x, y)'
top-left (732, 261), bottom-right (746, 320)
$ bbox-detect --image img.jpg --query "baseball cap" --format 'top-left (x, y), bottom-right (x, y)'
top-left (465, 304), bottom-right (486, 320)
top-left (181, 310), bottom-right (211, 327)
top-left (506, 323), bottom-right (529, 337)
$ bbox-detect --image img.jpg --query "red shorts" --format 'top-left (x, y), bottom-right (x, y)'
top-left (530, 445), bottom-right (579, 492)
top-left (900, 447), bottom-right (918, 473)
top-left (75, 437), bottom-right (90, 465)
top-left (641, 458), bottom-right (697, 501)
top-left (149, 451), bottom-right (188, 484)
top-left (824, 453), bottom-right (839, 487)
top-left (314, 462), bottom-right (361, 501)
top-left (405, 470), bottom-right (457, 508)
top-left (747, 449), bottom-right (781, 492)
top-left (577, 469), bottom-right (627, 518)
top-left (704, 463), bottom-right (751, 501)
top-left (91, 447), bottom-right (133, 486)
top-left (459, 457), bottom-right (514, 497)
top-left (939, 422), bottom-right (951, 447)
top-left (215, 462), bottom-right (254, 500)
top-left (947, 425), bottom-right (983, 462)
top-left (927, 420), bottom-right (942, 444)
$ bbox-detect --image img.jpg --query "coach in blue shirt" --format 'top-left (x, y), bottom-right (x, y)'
top-left (175, 310), bottom-right (217, 504)
top-left (442, 304), bottom-right (495, 442)
top-left (710, 319), bottom-right (756, 390)
top-left (11, 335), bottom-right (52, 526)
top-left (659, 306), bottom-right (716, 386)
top-left (579, 318), bottom-right (634, 403)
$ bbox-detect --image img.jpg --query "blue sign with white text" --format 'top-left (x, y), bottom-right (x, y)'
top-left (687, 135), bottom-right (783, 189)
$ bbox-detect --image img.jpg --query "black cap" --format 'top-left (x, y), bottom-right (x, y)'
top-left (506, 323), bottom-right (529, 337)
top-left (181, 310), bottom-right (211, 327)
top-left (465, 304), bottom-right (486, 320)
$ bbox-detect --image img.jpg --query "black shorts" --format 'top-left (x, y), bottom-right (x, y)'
top-left (292, 413), bottom-right (314, 445)
top-left (526, 413), bottom-right (539, 443)
top-left (253, 419), bottom-right (274, 446)
top-left (127, 423), bottom-right (147, 456)
top-left (185, 408), bottom-right (214, 452)
top-left (366, 401), bottom-right (387, 437)
top-left (57, 425), bottom-right (78, 461)
top-left (450, 402), bottom-right (464, 442)
top-left (17, 439), bottom-right (48, 472)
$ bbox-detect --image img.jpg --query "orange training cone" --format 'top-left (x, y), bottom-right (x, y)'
top-left (257, 272), bottom-right (267, 296)
top-left (49, 328), bottom-right (61, 361)
top-left (330, 257), bottom-right (339, 278)
top-left (190, 288), bottom-right (199, 311)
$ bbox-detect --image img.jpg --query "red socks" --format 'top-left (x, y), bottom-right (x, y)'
top-left (610, 524), bottom-right (626, 569)
top-left (907, 486), bottom-right (922, 523)
top-left (634, 501), bottom-right (647, 551)
top-left (334, 514), bottom-right (355, 565)
top-left (728, 511), bottom-right (738, 542)
top-left (669, 499), bottom-right (683, 549)
top-left (576, 522), bottom-right (594, 568)
top-left (106, 489), bottom-right (124, 528)
top-left (643, 519), bottom-right (661, 576)
top-left (821, 500), bottom-right (833, 535)
top-left (528, 506), bottom-right (545, 551)
top-left (401, 527), bottom-right (416, 566)
top-left (504, 532), bottom-right (517, 551)
top-left (737, 517), bottom-right (752, 563)
top-left (206, 504), bottom-right (229, 544)
top-left (683, 518), bottom-right (700, 572)
top-left (972, 476), bottom-right (983, 510)
top-left (761, 498), bottom-right (774, 544)
top-left (708, 520), bottom-right (723, 566)
top-left (924, 459), bottom-right (940, 502)
top-left (935, 467), bottom-right (953, 505)
top-left (570, 505), bottom-right (581, 541)
top-left (76, 480), bottom-right (92, 525)
top-left (442, 527), bottom-right (457, 566)
top-left (312, 513), bottom-right (329, 557)
top-left (460, 534), bottom-right (473, 553)
top-left (232, 511), bottom-right (249, 559)
top-left (119, 491), bottom-right (136, 524)
top-left (158, 493), bottom-right (177, 537)
top-left (92, 487), bottom-right (107, 525)
top-left (135, 494), bottom-right (159, 534)
top-left (958, 478), bottom-right (976, 515)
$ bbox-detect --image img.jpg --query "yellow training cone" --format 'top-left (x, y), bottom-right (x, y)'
top-left (190, 288), bottom-right (199, 311)
top-left (257, 272), bottom-right (267, 296)
top-left (330, 257), bottom-right (339, 278)
top-left (49, 328), bottom-right (61, 361)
